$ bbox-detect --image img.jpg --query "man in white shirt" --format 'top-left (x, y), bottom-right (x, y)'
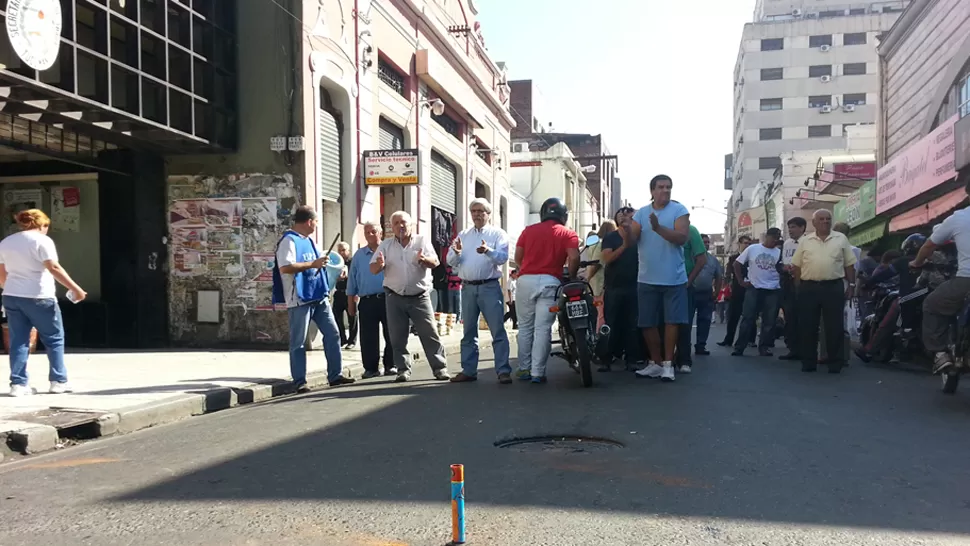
top-left (913, 201), bottom-right (970, 374)
top-left (732, 227), bottom-right (783, 357)
top-left (370, 210), bottom-right (451, 382)
top-left (446, 198), bottom-right (512, 383)
top-left (779, 217), bottom-right (806, 360)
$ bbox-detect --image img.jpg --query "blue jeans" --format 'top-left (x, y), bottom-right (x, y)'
top-left (735, 288), bottom-right (781, 352)
top-left (288, 299), bottom-right (344, 385)
top-left (4, 295), bottom-right (67, 386)
top-left (460, 280), bottom-right (510, 377)
top-left (693, 289), bottom-right (715, 350)
top-left (449, 290), bottom-right (462, 322)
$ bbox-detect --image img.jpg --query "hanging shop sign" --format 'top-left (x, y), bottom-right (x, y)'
top-left (363, 149), bottom-right (421, 186)
top-left (876, 114), bottom-right (958, 214)
top-left (848, 219), bottom-right (887, 247)
top-left (955, 114), bottom-right (970, 172)
top-left (833, 180), bottom-right (876, 228)
top-left (5, 0), bottom-right (63, 71)
top-left (736, 206), bottom-right (767, 241)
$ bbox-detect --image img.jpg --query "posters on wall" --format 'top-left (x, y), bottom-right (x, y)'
top-left (204, 198), bottom-right (242, 227)
top-left (170, 199), bottom-right (206, 228)
top-left (171, 227), bottom-right (207, 277)
top-left (206, 252), bottom-right (243, 278)
top-left (50, 187), bottom-right (81, 232)
top-left (3, 189), bottom-right (43, 237)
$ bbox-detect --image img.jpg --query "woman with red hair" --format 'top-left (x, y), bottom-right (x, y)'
top-left (0, 209), bottom-right (86, 397)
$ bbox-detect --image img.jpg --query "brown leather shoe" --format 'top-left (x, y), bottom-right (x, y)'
top-left (450, 373), bottom-right (477, 383)
top-left (497, 373), bottom-right (512, 384)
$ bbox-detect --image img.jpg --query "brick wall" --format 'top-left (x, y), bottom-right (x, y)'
top-left (509, 81), bottom-right (533, 139)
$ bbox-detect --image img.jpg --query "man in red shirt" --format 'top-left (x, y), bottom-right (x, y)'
top-left (513, 197), bottom-right (580, 383)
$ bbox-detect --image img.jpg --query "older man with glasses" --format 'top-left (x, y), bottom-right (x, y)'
top-left (447, 198), bottom-right (512, 384)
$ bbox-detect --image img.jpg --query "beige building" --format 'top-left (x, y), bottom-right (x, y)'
top-left (362, 0), bottom-right (516, 245)
top-left (509, 142), bottom-right (595, 235)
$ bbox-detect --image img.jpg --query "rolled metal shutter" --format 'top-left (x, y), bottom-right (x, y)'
top-left (430, 150), bottom-right (457, 214)
top-left (378, 118), bottom-right (404, 150)
top-left (319, 109), bottom-right (341, 201)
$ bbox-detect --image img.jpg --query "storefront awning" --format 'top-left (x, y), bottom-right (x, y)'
top-left (815, 154), bottom-right (876, 196)
top-left (888, 187), bottom-right (968, 232)
top-left (849, 218), bottom-right (887, 247)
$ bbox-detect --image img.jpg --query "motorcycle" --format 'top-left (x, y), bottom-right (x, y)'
top-left (549, 234), bottom-right (611, 387)
top-left (942, 295), bottom-right (970, 394)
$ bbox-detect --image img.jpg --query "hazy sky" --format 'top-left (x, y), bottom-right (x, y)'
top-left (476, 0), bottom-right (755, 234)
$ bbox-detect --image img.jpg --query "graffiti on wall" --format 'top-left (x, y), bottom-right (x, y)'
top-left (167, 174), bottom-right (299, 346)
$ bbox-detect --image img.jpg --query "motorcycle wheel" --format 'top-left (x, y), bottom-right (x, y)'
top-left (575, 331), bottom-right (593, 388)
top-left (942, 370), bottom-right (960, 394)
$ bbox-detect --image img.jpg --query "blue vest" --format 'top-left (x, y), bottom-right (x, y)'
top-left (272, 231), bottom-right (329, 305)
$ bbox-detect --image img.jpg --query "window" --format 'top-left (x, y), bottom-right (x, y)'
top-left (759, 157), bottom-right (782, 170)
top-left (809, 95), bottom-right (832, 108)
top-left (849, 8), bottom-right (866, 15)
top-left (761, 38), bottom-right (784, 51)
top-left (843, 63), bottom-right (867, 75)
top-left (760, 128), bottom-right (783, 140)
top-left (959, 72), bottom-right (970, 117)
top-left (844, 32), bottom-right (867, 45)
top-left (760, 98), bottom-right (783, 111)
top-left (843, 123), bottom-right (857, 134)
top-left (843, 93), bottom-right (867, 106)
top-left (761, 68), bottom-right (784, 81)
top-left (809, 35), bottom-right (833, 48)
top-left (809, 125), bottom-right (832, 138)
top-left (809, 65), bottom-right (833, 77)
top-left (433, 111), bottom-right (462, 141)
top-left (377, 58), bottom-right (407, 97)
top-left (820, 10), bottom-right (843, 17)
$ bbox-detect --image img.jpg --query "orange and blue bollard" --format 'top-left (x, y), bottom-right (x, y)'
top-left (450, 464), bottom-right (466, 544)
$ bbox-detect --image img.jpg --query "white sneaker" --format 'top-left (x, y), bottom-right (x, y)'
top-left (678, 365), bottom-right (692, 374)
top-left (636, 363), bottom-right (664, 378)
top-left (661, 363), bottom-right (676, 382)
top-left (49, 381), bottom-right (73, 394)
top-left (9, 384), bottom-right (32, 397)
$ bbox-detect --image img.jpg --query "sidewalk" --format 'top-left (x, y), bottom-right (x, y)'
top-left (0, 328), bottom-right (498, 459)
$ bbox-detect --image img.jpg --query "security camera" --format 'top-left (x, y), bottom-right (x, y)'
top-left (430, 99), bottom-right (445, 116)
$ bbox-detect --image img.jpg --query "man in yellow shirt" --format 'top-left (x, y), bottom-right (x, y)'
top-left (791, 209), bottom-right (857, 373)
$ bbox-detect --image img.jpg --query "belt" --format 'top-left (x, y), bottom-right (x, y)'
top-left (803, 279), bottom-right (843, 284)
top-left (385, 288), bottom-right (426, 298)
top-left (463, 278), bottom-right (498, 286)
top-left (359, 293), bottom-right (385, 300)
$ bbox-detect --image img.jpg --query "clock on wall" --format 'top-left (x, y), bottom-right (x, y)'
top-left (5, 0), bottom-right (63, 71)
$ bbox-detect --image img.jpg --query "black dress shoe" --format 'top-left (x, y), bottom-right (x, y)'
top-left (731, 349), bottom-right (744, 356)
top-left (695, 348), bottom-right (711, 356)
top-left (716, 340), bottom-right (731, 347)
top-left (778, 353), bottom-right (799, 361)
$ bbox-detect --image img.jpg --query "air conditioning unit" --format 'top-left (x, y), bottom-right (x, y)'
top-left (821, 75), bottom-right (832, 83)
top-left (792, 8), bottom-right (803, 16)
top-left (512, 142), bottom-right (529, 153)
top-left (821, 105), bottom-right (833, 113)
top-left (843, 104), bottom-right (857, 112)
top-left (820, 44), bottom-right (832, 52)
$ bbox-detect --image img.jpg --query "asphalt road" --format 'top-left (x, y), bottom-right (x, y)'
top-left (4, 326), bottom-right (970, 546)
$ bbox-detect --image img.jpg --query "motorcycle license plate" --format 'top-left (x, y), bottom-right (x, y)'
top-left (566, 300), bottom-right (588, 319)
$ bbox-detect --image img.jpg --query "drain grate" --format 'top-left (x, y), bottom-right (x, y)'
top-left (494, 435), bottom-right (624, 454)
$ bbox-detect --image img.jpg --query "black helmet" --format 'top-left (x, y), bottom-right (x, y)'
top-left (901, 233), bottom-right (927, 256)
top-left (539, 197), bottom-right (568, 225)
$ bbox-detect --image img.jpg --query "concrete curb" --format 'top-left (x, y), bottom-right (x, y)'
top-left (2, 336), bottom-right (495, 457)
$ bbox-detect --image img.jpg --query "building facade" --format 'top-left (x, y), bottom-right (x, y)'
top-left (730, 4), bottom-right (906, 214)
top-left (0, 0), bottom-right (513, 349)
top-left (509, 142), bottom-right (593, 235)
top-left (753, 0), bottom-right (907, 22)
top-left (876, 0), bottom-right (970, 235)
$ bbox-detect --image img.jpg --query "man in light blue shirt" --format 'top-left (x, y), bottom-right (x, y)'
top-left (446, 198), bottom-right (512, 383)
top-left (347, 221), bottom-right (395, 379)
top-left (617, 174), bottom-right (691, 382)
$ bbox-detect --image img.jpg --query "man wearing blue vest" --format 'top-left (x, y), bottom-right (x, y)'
top-left (273, 206), bottom-right (356, 392)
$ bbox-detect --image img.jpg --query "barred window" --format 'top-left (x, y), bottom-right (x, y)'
top-left (433, 111), bottom-right (462, 141)
top-left (377, 58), bottom-right (407, 97)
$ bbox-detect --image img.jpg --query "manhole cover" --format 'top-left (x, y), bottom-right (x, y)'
top-left (494, 435), bottom-right (623, 454)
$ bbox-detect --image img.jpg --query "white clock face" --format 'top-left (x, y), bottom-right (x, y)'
top-left (5, 0), bottom-right (63, 71)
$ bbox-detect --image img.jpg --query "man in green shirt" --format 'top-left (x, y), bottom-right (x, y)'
top-left (676, 225), bottom-right (707, 372)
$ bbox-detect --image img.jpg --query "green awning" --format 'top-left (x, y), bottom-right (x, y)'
top-left (850, 218), bottom-right (887, 246)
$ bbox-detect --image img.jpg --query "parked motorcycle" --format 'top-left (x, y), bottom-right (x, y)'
top-left (550, 234), bottom-right (610, 387)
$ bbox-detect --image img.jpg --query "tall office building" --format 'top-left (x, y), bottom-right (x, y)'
top-left (729, 1), bottom-right (908, 214)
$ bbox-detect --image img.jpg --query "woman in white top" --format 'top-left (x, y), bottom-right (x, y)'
top-left (0, 209), bottom-right (86, 397)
